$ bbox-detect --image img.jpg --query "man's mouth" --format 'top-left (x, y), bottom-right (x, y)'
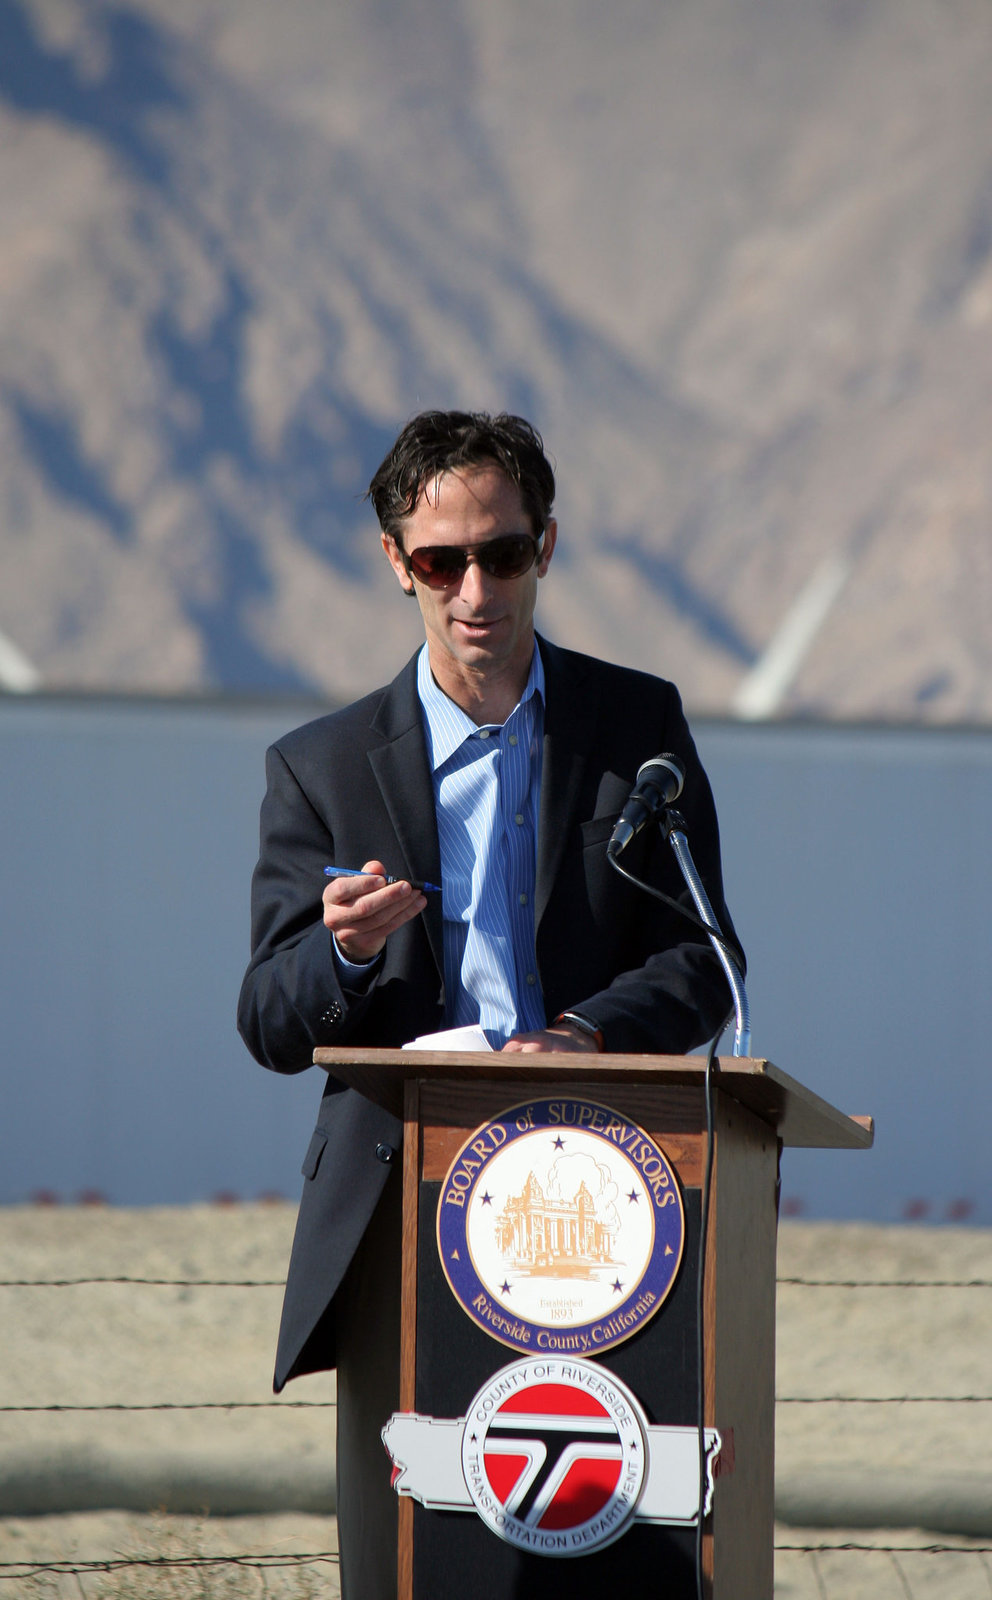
top-left (456, 615), bottom-right (502, 632)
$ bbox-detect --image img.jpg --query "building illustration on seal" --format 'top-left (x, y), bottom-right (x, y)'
top-left (494, 1169), bottom-right (617, 1278)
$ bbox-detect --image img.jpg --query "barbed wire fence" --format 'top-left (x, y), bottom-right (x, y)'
top-left (1, 1271), bottom-right (990, 1597)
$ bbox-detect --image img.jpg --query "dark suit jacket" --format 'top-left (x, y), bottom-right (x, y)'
top-left (237, 636), bottom-right (741, 1390)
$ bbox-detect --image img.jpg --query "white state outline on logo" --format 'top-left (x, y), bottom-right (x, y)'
top-left (459, 1357), bottom-right (649, 1557)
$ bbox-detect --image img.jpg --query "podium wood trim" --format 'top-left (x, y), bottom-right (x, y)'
top-left (707, 1091), bottom-right (778, 1594)
top-left (313, 1047), bottom-right (874, 1149)
top-left (397, 1078), bottom-right (421, 1600)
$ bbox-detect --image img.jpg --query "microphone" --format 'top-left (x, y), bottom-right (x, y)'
top-left (608, 754), bottom-right (685, 857)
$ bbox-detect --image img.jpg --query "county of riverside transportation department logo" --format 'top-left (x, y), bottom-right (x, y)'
top-left (437, 1098), bottom-right (685, 1354)
top-left (461, 1357), bottom-right (647, 1553)
top-left (382, 1356), bottom-right (723, 1554)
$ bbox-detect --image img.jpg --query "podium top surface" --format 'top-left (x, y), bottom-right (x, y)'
top-left (311, 1048), bottom-right (873, 1150)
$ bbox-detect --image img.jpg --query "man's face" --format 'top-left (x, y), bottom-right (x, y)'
top-left (381, 463), bottom-right (556, 704)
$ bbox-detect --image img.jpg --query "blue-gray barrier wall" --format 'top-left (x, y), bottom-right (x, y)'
top-left (1, 693), bottom-right (988, 1222)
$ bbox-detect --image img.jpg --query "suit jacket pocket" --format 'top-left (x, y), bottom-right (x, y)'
top-left (301, 1128), bottom-right (328, 1180)
top-left (581, 814), bottom-right (620, 850)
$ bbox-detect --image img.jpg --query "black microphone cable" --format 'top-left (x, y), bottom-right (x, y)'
top-left (606, 846), bottom-right (744, 971)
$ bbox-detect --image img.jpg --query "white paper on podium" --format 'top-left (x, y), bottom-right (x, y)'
top-left (401, 1024), bottom-right (493, 1052)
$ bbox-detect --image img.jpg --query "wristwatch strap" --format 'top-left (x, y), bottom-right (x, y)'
top-left (554, 1010), bottom-right (605, 1052)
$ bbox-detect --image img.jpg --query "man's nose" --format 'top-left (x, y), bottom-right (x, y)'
top-left (458, 556), bottom-right (494, 605)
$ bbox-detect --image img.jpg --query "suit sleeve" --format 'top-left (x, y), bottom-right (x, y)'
top-left (236, 745), bottom-right (379, 1073)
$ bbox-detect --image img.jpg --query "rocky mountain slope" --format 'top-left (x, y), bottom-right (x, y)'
top-left (1, 0), bottom-right (990, 718)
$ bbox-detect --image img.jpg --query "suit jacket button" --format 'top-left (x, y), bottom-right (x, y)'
top-left (375, 1143), bottom-right (396, 1165)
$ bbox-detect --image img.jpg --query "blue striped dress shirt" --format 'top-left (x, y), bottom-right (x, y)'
top-left (417, 644), bottom-right (546, 1046)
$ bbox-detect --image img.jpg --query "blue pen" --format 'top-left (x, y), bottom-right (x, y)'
top-left (324, 865), bottom-right (442, 895)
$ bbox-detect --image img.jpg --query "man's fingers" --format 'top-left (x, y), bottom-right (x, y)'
top-left (324, 877), bottom-right (421, 923)
top-left (501, 1027), bottom-right (597, 1055)
top-left (332, 900), bottom-right (425, 964)
top-left (323, 867), bottom-right (385, 908)
top-left (331, 893), bottom-right (425, 944)
top-left (324, 870), bottom-right (426, 963)
top-left (321, 858), bottom-right (426, 963)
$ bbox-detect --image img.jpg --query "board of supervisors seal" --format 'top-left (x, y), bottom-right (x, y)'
top-left (437, 1097), bottom-right (686, 1354)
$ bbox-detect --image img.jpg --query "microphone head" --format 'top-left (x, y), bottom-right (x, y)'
top-left (635, 753), bottom-right (685, 804)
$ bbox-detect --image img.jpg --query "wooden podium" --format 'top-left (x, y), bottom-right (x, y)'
top-left (316, 1047), bottom-right (872, 1600)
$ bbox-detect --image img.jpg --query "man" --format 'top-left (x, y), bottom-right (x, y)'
top-left (237, 410), bottom-right (741, 1597)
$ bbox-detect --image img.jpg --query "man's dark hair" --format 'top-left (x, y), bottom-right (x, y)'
top-left (367, 410), bottom-right (556, 544)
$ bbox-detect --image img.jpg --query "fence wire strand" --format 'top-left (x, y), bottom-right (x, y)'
top-left (6, 1393), bottom-right (990, 1412)
top-left (3, 1274), bottom-right (991, 1288)
top-left (3, 1544), bottom-right (992, 1582)
top-left (0, 1401), bottom-right (334, 1412)
top-left (0, 1553), bottom-right (340, 1578)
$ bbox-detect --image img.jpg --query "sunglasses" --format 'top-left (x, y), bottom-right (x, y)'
top-left (400, 532), bottom-right (544, 589)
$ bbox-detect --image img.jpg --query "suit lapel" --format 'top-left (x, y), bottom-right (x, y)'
top-left (368, 654), bottom-right (445, 977)
top-left (535, 638), bottom-right (599, 930)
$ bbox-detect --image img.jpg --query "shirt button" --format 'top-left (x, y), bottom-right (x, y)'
top-left (526, 972), bottom-right (537, 986)
top-left (519, 892), bottom-right (528, 906)
top-left (514, 813), bottom-right (524, 826)
top-left (509, 734), bottom-right (518, 746)
top-left (478, 729), bottom-right (490, 739)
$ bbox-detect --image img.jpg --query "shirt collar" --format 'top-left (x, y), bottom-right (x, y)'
top-left (417, 643), bottom-right (545, 773)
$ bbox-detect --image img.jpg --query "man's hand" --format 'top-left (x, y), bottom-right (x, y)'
top-left (501, 1024), bottom-right (600, 1054)
top-left (322, 859), bottom-right (427, 965)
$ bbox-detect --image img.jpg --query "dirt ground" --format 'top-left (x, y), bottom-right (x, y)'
top-left (0, 1204), bottom-right (989, 1598)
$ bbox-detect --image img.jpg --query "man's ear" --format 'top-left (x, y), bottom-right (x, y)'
top-left (537, 519), bottom-right (558, 577)
top-left (381, 532), bottom-right (416, 596)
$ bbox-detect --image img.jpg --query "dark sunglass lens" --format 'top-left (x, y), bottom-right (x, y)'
top-left (482, 536), bottom-right (536, 579)
top-left (408, 547), bottom-right (467, 586)
top-left (406, 535), bottom-right (538, 586)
